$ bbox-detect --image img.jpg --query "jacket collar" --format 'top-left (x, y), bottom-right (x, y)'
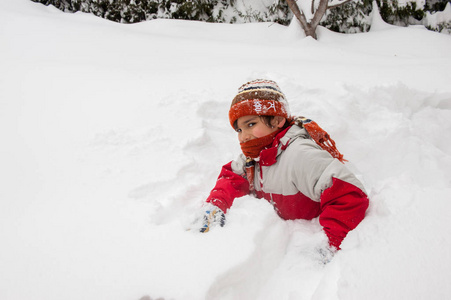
top-left (259, 125), bottom-right (309, 166)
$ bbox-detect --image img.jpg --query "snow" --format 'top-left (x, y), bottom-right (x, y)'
top-left (369, 0), bottom-right (397, 32)
top-left (426, 2), bottom-right (451, 32)
top-left (298, 0), bottom-right (316, 21)
top-left (1, 1), bottom-right (451, 300)
top-left (233, 0), bottom-right (276, 14)
top-left (397, 0), bottom-right (426, 8)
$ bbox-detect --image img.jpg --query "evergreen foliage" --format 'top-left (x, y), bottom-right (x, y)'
top-left (376, 0), bottom-right (425, 26)
top-left (29, 0), bottom-right (291, 24)
top-left (322, 0), bottom-right (373, 33)
top-left (424, 0), bottom-right (450, 12)
top-left (375, 0), bottom-right (451, 32)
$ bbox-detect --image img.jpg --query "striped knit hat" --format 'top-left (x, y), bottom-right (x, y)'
top-left (229, 79), bottom-right (291, 128)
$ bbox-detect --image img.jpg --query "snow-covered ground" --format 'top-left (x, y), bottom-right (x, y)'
top-left (1, 1), bottom-right (451, 299)
top-left (426, 2), bottom-right (451, 33)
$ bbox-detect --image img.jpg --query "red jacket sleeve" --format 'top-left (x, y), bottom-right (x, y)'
top-left (206, 162), bottom-right (250, 213)
top-left (319, 178), bottom-right (369, 249)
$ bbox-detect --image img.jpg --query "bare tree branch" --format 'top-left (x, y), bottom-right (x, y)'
top-left (286, 0), bottom-right (357, 39)
top-left (286, 0), bottom-right (310, 30)
top-left (310, 0), bottom-right (328, 28)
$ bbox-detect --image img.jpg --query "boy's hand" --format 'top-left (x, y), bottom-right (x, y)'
top-left (199, 204), bottom-right (226, 233)
top-left (317, 245), bottom-right (338, 264)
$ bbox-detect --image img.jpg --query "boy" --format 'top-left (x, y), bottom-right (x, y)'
top-left (197, 79), bottom-right (368, 251)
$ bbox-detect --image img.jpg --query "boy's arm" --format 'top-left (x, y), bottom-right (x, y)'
top-left (319, 177), bottom-right (369, 249)
top-left (206, 161), bottom-right (250, 213)
top-left (292, 143), bottom-right (369, 249)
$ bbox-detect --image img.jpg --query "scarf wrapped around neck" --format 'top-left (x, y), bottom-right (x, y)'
top-left (240, 129), bottom-right (282, 159)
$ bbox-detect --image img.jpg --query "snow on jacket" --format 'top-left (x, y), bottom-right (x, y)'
top-left (206, 125), bottom-right (369, 249)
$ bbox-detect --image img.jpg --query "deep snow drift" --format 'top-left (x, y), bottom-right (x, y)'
top-left (1, 1), bottom-right (451, 300)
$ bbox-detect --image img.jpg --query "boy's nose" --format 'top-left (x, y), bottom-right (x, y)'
top-left (240, 132), bottom-right (252, 143)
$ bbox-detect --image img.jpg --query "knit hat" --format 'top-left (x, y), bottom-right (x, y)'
top-left (229, 79), bottom-right (291, 128)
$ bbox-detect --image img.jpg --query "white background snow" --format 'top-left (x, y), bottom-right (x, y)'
top-left (1, 1), bottom-right (451, 299)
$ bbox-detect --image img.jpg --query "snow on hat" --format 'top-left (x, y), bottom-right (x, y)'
top-left (228, 79), bottom-right (291, 128)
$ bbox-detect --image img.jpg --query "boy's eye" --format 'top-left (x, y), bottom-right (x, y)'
top-left (235, 128), bottom-right (242, 133)
top-left (248, 122), bottom-right (256, 127)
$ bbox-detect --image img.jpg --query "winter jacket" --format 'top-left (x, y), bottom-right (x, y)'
top-left (206, 125), bottom-right (369, 249)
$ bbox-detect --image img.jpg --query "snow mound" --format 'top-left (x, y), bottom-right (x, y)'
top-left (370, 0), bottom-right (397, 31)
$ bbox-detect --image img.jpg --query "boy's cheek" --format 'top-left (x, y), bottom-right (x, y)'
top-left (252, 127), bottom-right (268, 138)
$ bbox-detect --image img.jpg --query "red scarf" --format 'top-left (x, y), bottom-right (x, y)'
top-left (291, 117), bottom-right (346, 163)
top-left (240, 129), bottom-right (282, 159)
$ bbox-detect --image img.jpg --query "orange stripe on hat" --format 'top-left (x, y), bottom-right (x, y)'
top-left (229, 79), bottom-right (290, 128)
top-left (229, 99), bottom-right (289, 128)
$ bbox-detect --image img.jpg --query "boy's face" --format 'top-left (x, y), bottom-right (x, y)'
top-left (235, 115), bottom-right (284, 143)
